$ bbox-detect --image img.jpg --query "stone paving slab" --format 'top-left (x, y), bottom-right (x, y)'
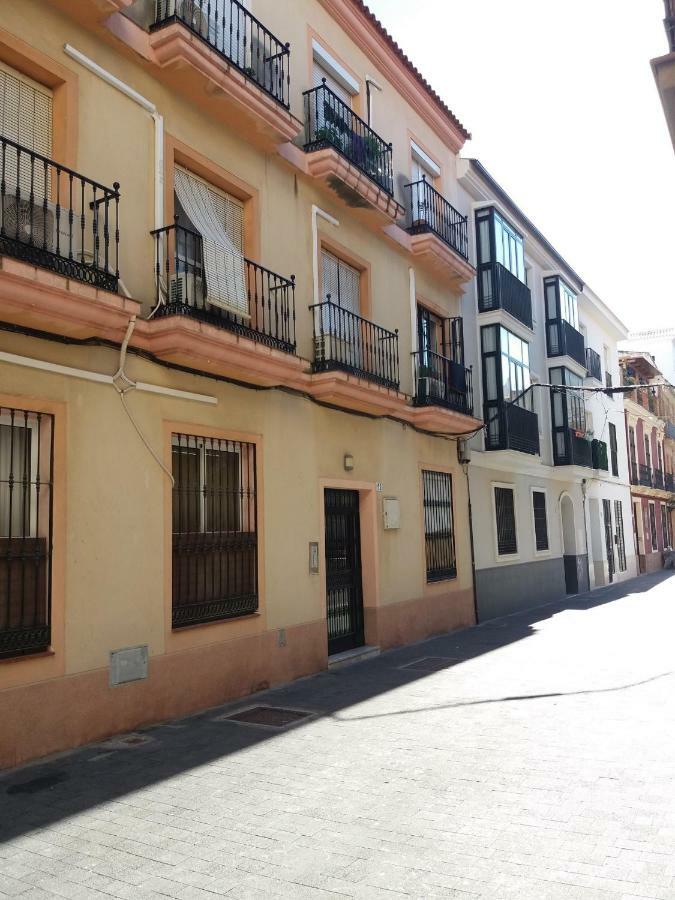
top-left (1, 570), bottom-right (675, 899)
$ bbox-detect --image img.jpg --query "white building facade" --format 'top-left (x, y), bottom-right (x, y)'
top-left (457, 159), bottom-right (637, 621)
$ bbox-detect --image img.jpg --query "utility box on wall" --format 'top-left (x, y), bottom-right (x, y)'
top-left (382, 497), bottom-right (400, 530)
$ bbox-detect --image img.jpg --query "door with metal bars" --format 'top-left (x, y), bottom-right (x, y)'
top-left (602, 498), bottom-right (615, 583)
top-left (323, 489), bottom-right (364, 655)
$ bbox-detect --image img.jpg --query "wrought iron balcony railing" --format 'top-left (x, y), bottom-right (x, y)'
top-left (152, 0), bottom-right (291, 107)
top-left (303, 81), bottom-right (394, 195)
top-left (666, 472), bottom-right (674, 492)
top-left (151, 221), bottom-right (296, 353)
top-left (639, 463), bottom-right (653, 487)
top-left (630, 460), bottom-right (638, 485)
top-left (485, 399), bottom-right (540, 456)
top-left (585, 347), bottom-right (602, 381)
top-left (309, 297), bottom-right (399, 390)
top-left (553, 429), bottom-right (593, 467)
top-left (0, 135), bottom-right (120, 292)
top-left (404, 177), bottom-right (469, 260)
top-left (654, 468), bottom-right (665, 490)
top-left (592, 439), bottom-right (608, 471)
top-left (477, 261), bottom-right (532, 329)
top-left (412, 350), bottom-right (473, 416)
top-left (547, 317), bottom-right (586, 367)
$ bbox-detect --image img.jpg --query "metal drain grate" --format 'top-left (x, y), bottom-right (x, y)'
top-left (398, 656), bottom-right (460, 672)
top-left (216, 706), bottom-right (315, 729)
top-left (99, 732), bottom-right (154, 750)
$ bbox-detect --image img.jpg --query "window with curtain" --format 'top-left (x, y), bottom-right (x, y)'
top-left (494, 485), bottom-right (517, 556)
top-left (0, 62), bottom-right (53, 197)
top-left (173, 166), bottom-right (247, 316)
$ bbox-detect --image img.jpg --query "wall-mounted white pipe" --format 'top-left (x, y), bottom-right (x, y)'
top-left (311, 205), bottom-right (340, 305)
top-left (0, 351), bottom-right (217, 405)
top-left (409, 266), bottom-right (417, 387)
top-left (63, 44), bottom-right (164, 230)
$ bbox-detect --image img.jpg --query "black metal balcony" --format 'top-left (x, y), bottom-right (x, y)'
top-left (630, 460), bottom-right (638, 485)
top-left (303, 82), bottom-right (394, 195)
top-left (412, 351), bottom-right (473, 416)
top-left (553, 429), bottom-right (593, 467)
top-left (592, 439), bottom-right (608, 471)
top-left (0, 136), bottom-right (120, 292)
top-left (151, 222), bottom-right (296, 353)
top-left (654, 468), bottom-right (665, 490)
top-left (547, 317), bottom-right (585, 367)
top-left (404, 177), bottom-right (468, 260)
top-left (639, 464), bottom-right (653, 487)
top-left (585, 347), bottom-right (602, 381)
top-left (485, 400), bottom-right (540, 455)
top-left (477, 261), bottom-right (532, 329)
top-left (666, 472), bottom-right (674, 492)
top-left (309, 297), bottom-right (399, 390)
top-left (151, 0), bottom-right (290, 107)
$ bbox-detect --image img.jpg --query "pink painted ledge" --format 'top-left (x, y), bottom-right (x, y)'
top-left (383, 224), bottom-right (476, 288)
top-left (148, 24), bottom-right (302, 146)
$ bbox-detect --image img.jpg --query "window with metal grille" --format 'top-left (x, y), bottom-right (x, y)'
top-left (422, 470), bottom-right (456, 581)
top-left (494, 485), bottom-right (517, 556)
top-left (649, 502), bottom-right (658, 551)
top-left (0, 407), bottom-right (53, 659)
top-left (532, 490), bottom-right (549, 552)
top-left (171, 433), bottom-right (257, 628)
top-left (661, 504), bottom-right (671, 550)
top-left (609, 422), bottom-right (619, 477)
top-left (0, 63), bottom-right (53, 199)
top-left (614, 500), bottom-right (627, 571)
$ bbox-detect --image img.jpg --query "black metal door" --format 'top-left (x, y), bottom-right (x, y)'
top-left (602, 499), bottom-right (615, 583)
top-left (324, 489), bottom-right (364, 655)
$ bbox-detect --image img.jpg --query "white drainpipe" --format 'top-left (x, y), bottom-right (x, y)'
top-left (63, 44), bottom-right (164, 231)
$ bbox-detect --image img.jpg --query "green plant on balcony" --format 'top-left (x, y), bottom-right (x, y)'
top-left (315, 124), bottom-right (344, 149)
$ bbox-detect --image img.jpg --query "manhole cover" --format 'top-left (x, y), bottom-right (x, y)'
top-left (216, 706), bottom-right (315, 729)
top-left (398, 657), bottom-right (459, 672)
top-left (99, 732), bottom-right (154, 750)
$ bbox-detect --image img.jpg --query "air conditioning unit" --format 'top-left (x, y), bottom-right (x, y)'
top-left (314, 334), bottom-right (357, 367)
top-left (168, 272), bottom-right (203, 306)
top-left (1, 196), bottom-right (84, 260)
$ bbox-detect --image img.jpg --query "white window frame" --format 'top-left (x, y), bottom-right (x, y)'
top-left (530, 486), bottom-right (551, 557)
top-left (410, 141), bottom-right (441, 182)
top-left (0, 412), bottom-right (40, 539)
top-left (491, 481), bottom-right (519, 562)
top-left (312, 40), bottom-right (360, 96)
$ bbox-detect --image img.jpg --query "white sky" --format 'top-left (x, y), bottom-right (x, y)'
top-left (365, 0), bottom-right (674, 333)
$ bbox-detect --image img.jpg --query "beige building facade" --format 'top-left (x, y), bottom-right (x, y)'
top-left (0, 0), bottom-right (481, 768)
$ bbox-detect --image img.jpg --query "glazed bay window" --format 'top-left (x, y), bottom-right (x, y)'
top-left (422, 470), bottom-right (456, 581)
top-left (481, 324), bottom-right (539, 454)
top-left (475, 207), bottom-right (532, 328)
top-left (171, 433), bottom-right (258, 628)
top-left (550, 367), bottom-right (592, 467)
top-left (544, 276), bottom-right (585, 367)
top-left (0, 407), bottom-right (54, 659)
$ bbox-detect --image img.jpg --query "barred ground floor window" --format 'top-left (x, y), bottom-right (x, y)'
top-left (0, 406), bottom-right (53, 659)
top-left (171, 432), bottom-right (258, 628)
top-left (422, 469), bottom-right (456, 582)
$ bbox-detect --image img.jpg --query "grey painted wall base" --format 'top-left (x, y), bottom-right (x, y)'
top-left (475, 556), bottom-right (567, 622)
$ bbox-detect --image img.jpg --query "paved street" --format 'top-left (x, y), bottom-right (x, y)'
top-left (2, 570), bottom-right (675, 900)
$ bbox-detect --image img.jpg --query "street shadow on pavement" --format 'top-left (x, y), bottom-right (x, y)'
top-left (1, 568), bottom-right (672, 844)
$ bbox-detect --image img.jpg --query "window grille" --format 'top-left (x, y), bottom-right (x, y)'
top-left (532, 490), bottom-right (549, 552)
top-left (0, 406), bottom-right (53, 659)
top-left (495, 486), bottom-right (517, 555)
top-left (422, 470), bottom-right (456, 581)
top-left (171, 433), bottom-right (258, 628)
top-left (615, 500), bottom-right (627, 571)
top-left (649, 503), bottom-right (658, 552)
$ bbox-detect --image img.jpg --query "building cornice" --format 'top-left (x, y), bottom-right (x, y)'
top-left (318, 0), bottom-right (469, 153)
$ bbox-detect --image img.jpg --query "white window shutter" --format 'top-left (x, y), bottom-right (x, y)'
top-left (313, 62), bottom-right (350, 105)
top-left (0, 63), bottom-right (52, 196)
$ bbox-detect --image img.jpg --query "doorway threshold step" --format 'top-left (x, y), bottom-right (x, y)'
top-left (328, 645), bottom-right (380, 670)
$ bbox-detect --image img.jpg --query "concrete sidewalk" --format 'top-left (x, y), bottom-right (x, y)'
top-left (1, 570), bottom-right (675, 899)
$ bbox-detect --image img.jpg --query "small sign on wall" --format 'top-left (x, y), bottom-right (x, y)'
top-left (383, 497), bottom-right (400, 530)
top-left (309, 541), bottom-right (319, 574)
